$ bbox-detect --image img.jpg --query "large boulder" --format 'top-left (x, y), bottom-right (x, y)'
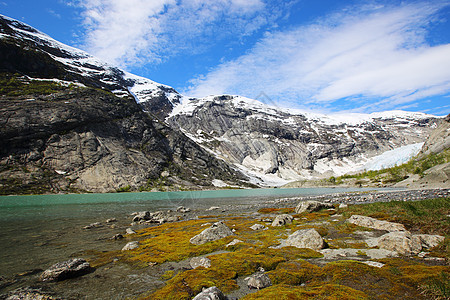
top-left (40, 258), bottom-right (92, 282)
top-left (271, 214), bottom-right (293, 227)
top-left (192, 286), bottom-right (227, 300)
top-left (377, 231), bottom-right (422, 255)
top-left (245, 272), bottom-right (272, 290)
top-left (190, 221), bottom-right (234, 245)
top-left (284, 229), bottom-right (325, 251)
top-left (347, 215), bottom-right (406, 232)
top-left (295, 201), bottom-right (334, 214)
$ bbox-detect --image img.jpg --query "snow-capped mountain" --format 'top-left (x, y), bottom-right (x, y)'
top-left (167, 95), bottom-right (438, 186)
top-left (0, 14), bottom-right (441, 191)
top-left (0, 14), bottom-right (181, 119)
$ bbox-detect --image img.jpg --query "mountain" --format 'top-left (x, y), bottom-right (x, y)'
top-left (0, 15), bottom-right (441, 194)
top-left (166, 95), bottom-right (438, 186)
top-left (0, 15), bottom-right (248, 194)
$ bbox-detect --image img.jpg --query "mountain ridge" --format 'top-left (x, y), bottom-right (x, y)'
top-left (0, 15), bottom-right (442, 192)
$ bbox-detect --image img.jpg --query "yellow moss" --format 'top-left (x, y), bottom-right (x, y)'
top-left (161, 270), bottom-right (175, 281)
top-left (257, 207), bottom-right (295, 214)
top-left (242, 284), bottom-right (368, 299)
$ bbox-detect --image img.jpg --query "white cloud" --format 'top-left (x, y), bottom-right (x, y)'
top-left (74, 0), bottom-right (274, 67)
top-left (186, 2), bottom-right (450, 112)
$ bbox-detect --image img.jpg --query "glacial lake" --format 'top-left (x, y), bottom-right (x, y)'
top-left (0, 187), bottom-right (380, 298)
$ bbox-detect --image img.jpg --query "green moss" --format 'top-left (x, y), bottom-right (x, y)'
top-left (0, 73), bottom-right (70, 96)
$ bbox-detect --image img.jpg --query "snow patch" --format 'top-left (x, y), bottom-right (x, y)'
top-left (360, 143), bottom-right (424, 171)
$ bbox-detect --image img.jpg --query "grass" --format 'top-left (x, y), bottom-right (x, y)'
top-left (0, 73), bottom-right (72, 96)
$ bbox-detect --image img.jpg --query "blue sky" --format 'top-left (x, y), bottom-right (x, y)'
top-left (1, 0), bottom-right (450, 115)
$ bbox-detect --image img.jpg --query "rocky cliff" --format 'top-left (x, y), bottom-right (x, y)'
top-left (0, 15), bottom-right (247, 194)
top-left (168, 95), bottom-right (438, 185)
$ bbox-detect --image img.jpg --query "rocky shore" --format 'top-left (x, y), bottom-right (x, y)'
top-left (1, 188), bottom-right (449, 300)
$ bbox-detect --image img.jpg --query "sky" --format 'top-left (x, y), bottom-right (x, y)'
top-left (1, 0), bottom-right (450, 115)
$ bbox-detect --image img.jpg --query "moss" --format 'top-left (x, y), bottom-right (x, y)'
top-left (257, 207), bottom-right (295, 214)
top-left (242, 284), bottom-right (368, 299)
top-left (161, 270), bottom-right (176, 281)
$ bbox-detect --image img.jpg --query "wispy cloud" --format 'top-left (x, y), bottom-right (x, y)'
top-left (186, 2), bottom-right (450, 112)
top-left (72, 0), bottom-right (287, 67)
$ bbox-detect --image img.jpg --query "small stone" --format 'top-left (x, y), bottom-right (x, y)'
top-left (122, 241), bottom-right (139, 251)
top-left (106, 218), bottom-right (117, 223)
top-left (111, 234), bottom-right (124, 240)
top-left (207, 206), bottom-right (220, 211)
top-left (190, 257), bottom-right (211, 269)
top-left (176, 206), bottom-right (191, 213)
top-left (339, 203), bottom-right (348, 209)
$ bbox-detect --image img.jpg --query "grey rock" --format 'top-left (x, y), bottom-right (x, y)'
top-left (347, 215), bottom-right (407, 232)
top-left (133, 211), bottom-right (151, 222)
top-left (271, 214), bottom-right (293, 227)
top-left (83, 222), bottom-right (103, 229)
top-left (245, 272), bottom-right (272, 290)
top-left (176, 206), bottom-right (191, 213)
top-left (106, 218), bottom-right (117, 223)
top-left (361, 261), bottom-right (385, 268)
top-left (190, 221), bottom-right (234, 245)
top-left (250, 224), bottom-right (266, 230)
top-left (226, 239), bottom-right (243, 247)
top-left (284, 228), bottom-right (324, 251)
top-left (40, 258), bottom-right (91, 282)
top-left (415, 234), bottom-right (445, 249)
top-left (111, 234), bottom-right (124, 240)
top-left (190, 257), bottom-right (212, 269)
top-left (192, 286), bottom-right (227, 300)
top-left (320, 248), bottom-right (398, 260)
top-left (122, 241), bottom-right (139, 251)
top-left (377, 231), bottom-right (422, 255)
top-left (295, 201), bottom-right (334, 214)
top-left (126, 228), bottom-right (136, 235)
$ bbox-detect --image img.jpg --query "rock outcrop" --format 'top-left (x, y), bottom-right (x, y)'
top-left (40, 258), bottom-right (92, 282)
top-left (122, 241), bottom-right (139, 251)
top-left (190, 221), bottom-right (234, 245)
top-left (245, 272), bottom-right (272, 290)
top-left (190, 257), bottom-right (212, 269)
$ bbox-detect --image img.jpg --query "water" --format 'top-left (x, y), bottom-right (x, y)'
top-left (0, 187), bottom-right (374, 298)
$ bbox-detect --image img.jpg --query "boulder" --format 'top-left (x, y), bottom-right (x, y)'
top-left (126, 228), bottom-right (136, 235)
top-left (271, 214), bottom-right (293, 227)
top-left (347, 215), bottom-right (406, 232)
top-left (295, 201), bottom-right (334, 214)
top-left (190, 257), bottom-right (212, 269)
top-left (377, 231), bottom-right (422, 255)
top-left (284, 229), bottom-right (324, 251)
top-left (250, 224), bottom-right (266, 230)
top-left (415, 234), bottom-right (445, 249)
top-left (176, 206), bottom-right (191, 213)
top-left (192, 286), bottom-right (227, 300)
top-left (40, 258), bottom-right (92, 282)
top-left (245, 272), bottom-right (272, 290)
top-left (132, 211), bottom-right (151, 222)
top-left (122, 241), bottom-right (139, 251)
top-left (190, 221), bottom-right (234, 245)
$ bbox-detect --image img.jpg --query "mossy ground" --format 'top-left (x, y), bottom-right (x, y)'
top-left (91, 198), bottom-right (448, 299)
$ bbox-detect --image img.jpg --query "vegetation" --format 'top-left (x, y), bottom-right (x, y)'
top-left (0, 73), bottom-right (71, 96)
top-left (85, 197), bottom-right (449, 299)
top-left (320, 148), bottom-right (450, 187)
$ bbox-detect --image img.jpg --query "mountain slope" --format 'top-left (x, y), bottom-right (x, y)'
top-left (0, 15), bottom-right (247, 194)
top-left (168, 95), bottom-right (438, 186)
